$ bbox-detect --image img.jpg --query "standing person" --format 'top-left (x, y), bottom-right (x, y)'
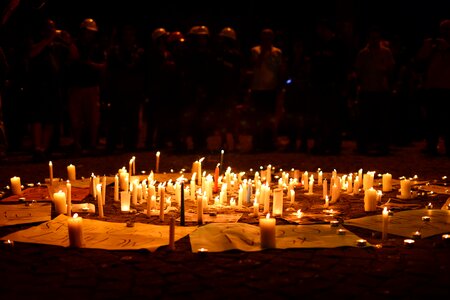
top-left (416, 19), bottom-right (450, 156)
top-left (354, 26), bottom-right (395, 155)
top-left (249, 28), bottom-right (285, 152)
top-left (66, 18), bottom-right (106, 155)
top-left (309, 20), bottom-right (348, 155)
top-left (23, 18), bottom-right (69, 161)
top-left (105, 24), bottom-right (146, 152)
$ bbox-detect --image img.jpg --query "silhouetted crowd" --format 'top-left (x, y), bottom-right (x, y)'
top-left (0, 13), bottom-right (450, 160)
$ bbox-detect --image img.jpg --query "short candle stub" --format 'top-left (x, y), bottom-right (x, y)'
top-left (356, 239), bottom-right (367, 247)
top-left (412, 231), bottom-right (422, 240)
top-left (337, 229), bottom-right (346, 235)
top-left (442, 234), bottom-right (450, 242)
top-left (404, 239), bottom-right (415, 248)
top-left (3, 239), bottom-right (14, 248)
top-left (330, 220), bottom-right (340, 227)
top-left (197, 247), bottom-right (208, 257)
top-left (422, 216), bottom-right (431, 222)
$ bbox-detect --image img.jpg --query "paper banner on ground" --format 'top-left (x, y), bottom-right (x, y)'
top-left (0, 203), bottom-right (51, 226)
top-left (2, 186), bottom-right (89, 202)
top-left (177, 212), bottom-right (242, 224)
top-left (189, 223), bottom-right (369, 252)
top-left (418, 185), bottom-right (450, 195)
top-left (1, 215), bottom-right (197, 251)
top-left (345, 209), bottom-right (450, 238)
top-left (441, 197), bottom-right (450, 210)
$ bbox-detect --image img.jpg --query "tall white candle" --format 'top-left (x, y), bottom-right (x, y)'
top-left (318, 170), bottom-right (323, 185)
top-left (198, 158), bottom-right (204, 185)
top-left (49, 161), bottom-right (54, 186)
top-left (290, 189), bottom-right (295, 205)
top-left (67, 164), bottom-right (76, 181)
top-left (382, 206), bottom-right (389, 240)
top-left (114, 175), bottom-right (119, 201)
top-left (102, 176), bottom-right (106, 205)
top-left (382, 173), bottom-right (392, 192)
top-left (400, 179), bottom-right (411, 199)
top-left (120, 191), bottom-right (130, 212)
top-left (364, 187), bottom-right (378, 211)
top-left (323, 179), bottom-right (328, 199)
top-left (272, 188), bottom-right (283, 216)
top-left (266, 165), bottom-right (272, 185)
top-left (159, 184), bottom-right (165, 221)
top-left (155, 151), bottom-right (160, 173)
top-left (10, 176), bottom-right (22, 195)
top-left (308, 175), bottom-right (314, 194)
top-left (97, 184), bottom-right (104, 218)
top-left (53, 190), bottom-right (66, 215)
top-left (259, 214), bottom-right (276, 249)
top-left (197, 193), bottom-right (203, 224)
top-left (66, 181), bottom-right (72, 216)
top-left (131, 181), bottom-right (138, 205)
top-left (347, 174), bottom-right (353, 193)
top-left (68, 213), bottom-right (84, 247)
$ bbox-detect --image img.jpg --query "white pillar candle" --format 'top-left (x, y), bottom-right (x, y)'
top-left (66, 181), bottom-right (72, 216)
top-left (323, 179), bottom-right (328, 199)
top-left (96, 184), bottom-right (104, 218)
top-left (10, 176), bottom-right (22, 195)
top-left (190, 177), bottom-right (196, 200)
top-left (382, 206), bottom-right (389, 240)
top-left (253, 199), bottom-right (259, 215)
top-left (400, 179), bottom-right (411, 199)
top-left (197, 193), bottom-right (203, 224)
top-left (272, 188), bottom-right (283, 216)
top-left (290, 189), bottom-right (295, 205)
top-left (120, 191), bottom-right (130, 212)
top-left (259, 214), bottom-right (276, 249)
top-left (331, 184), bottom-right (340, 202)
top-left (347, 174), bottom-right (353, 193)
top-left (53, 190), bottom-right (66, 215)
top-left (324, 195), bottom-right (329, 208)
top-left (318, 170), bottom-right (323, 185)
top-left (68, 213), bottom-right (84, 248)
top-left (67, 164), bottom-right (76, 181)
top-left (353, 176), bottom-right (360, 194)
top-left (114, 175), bottom-right (119, 201)
top-left (159, 184), bottom-right (165, 221)
top-left (155, 151), bottom-right (160, 173)
top-left (198, 158), bottom-right (204, 185)
top-left (363, 172), bottom-right (374, 191)
top-left (382, 173), bottom-right (392, 192)
top-left (364, 187), bottom-right (378, 212)
top-left (302, 171), bottom-right (309, 191)
top-left (129, 157), bottom-right (134, 176)
top-left (119, 168), bottom-right (128, 191)
top-left (308, 175), bottom-right (314, 194)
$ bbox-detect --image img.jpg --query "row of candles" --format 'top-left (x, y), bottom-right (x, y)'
top-left (6, 153), bottom-right (424, 248)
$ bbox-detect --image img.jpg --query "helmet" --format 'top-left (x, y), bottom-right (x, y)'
top-left (168, 31), bottom-right (185, 43)
top-left (188, 25), bottom-right (209, 36)
top-left (80, 18), bottom-right (98, 32)
top-left (219, 27), bottom-right (236, 40)
top-left (152, 28), bottom-right (168, 41)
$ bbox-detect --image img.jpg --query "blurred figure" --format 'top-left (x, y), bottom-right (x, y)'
top-left (213, 27), bottom-right (244, 150)
top-left (183, 25), bottom-right (216, 151)
top-left (354, 26), bottom-right (395, 155)
top-left (66, 18), bottom-right (106, 154)
top-left (106, 24), bottom-right (146, 152)
top-left (249, 28), bottom-right (285, 151)
top-left (416, 19), bottom-right (450, 156)
top-left (280, 38), bottom-right (311, 152)
top-left (23, 18), bottom-right (70, 161)
top-left (309, 20), bottom-right (348, 155)
top-left (145, 27), bottom-right (181, 151)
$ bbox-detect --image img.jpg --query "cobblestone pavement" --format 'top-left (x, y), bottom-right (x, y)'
top-left (1, 141), bottom-right (450, 299)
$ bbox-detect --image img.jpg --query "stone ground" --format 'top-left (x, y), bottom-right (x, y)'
top-left (1, 140), bottom-right (450, 299)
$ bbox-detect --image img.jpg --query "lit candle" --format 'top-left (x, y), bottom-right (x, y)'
top-left (198, 157), bottom-right (204, 185)
top-left (290, 189), bottom-right (295, 205)
top-left (53, 190), bottom-right (67, 215)
top-left (49, 161), bottom-right (54, 186)
top-left (119, 168), bottom-right (128, 191)
top-left (403, 239), bottom-right (415, 248)
top-left (67, 164), bottom-right (76, 181)
top-left (10, 176), bottom-right (22, 195)
top-left (102, 175), bottom-right (106, 205)
top-left (259, 213), bottom-right (276, 249)
top-left (120, 191), bottom-right (130, 212)
top-left (412, 231), bottom-right (421, 240)
top-left (169, 216), bottom-right (175, 250)
top-left (66, 181), bottom-right (72, 216)
top-left (68, 213), bottom-right (84, 248)
top-left (308, 175), bottom-right (314, 194)
top-left (220, 150), bottom-right (224, 173)
top-left (131, 181), bottom-right (138, 205)
top-left (180, 181), bottom-right (185, 226)
top-left (356, 239), bottom-right (367, 247)
top-left (400, 179), bottom-right (411, 199)
top-left (272, 188), bottom-right (283, 216)
top-left (159, 184), bottom-right (165, 222)
top-left (197, 193), bottom-right (203, 225)
top-left (155, 151), bottom-right (160, 173)
top-left (337, 228), bottom-right (346, 235)
top-left (129, 158), bottom-right (134, 176)
top-left (324, 195), bottom-right (329, 208)
top-left (114, 175), bottom-right (119, 201)
top-left (364, 187), bottom-right (378, 212)
top-left (318, 170), bottom-right (323, 185)
top-left (97, 184), bottom-right (104, 218)
top-left (382, 173), bottom-right (392, 192)
top-left (382, 207), bottom-right (389, 240)
top-left (214, 163), bottom-right (220, 193)
top-left (323, 179), bottom-right (327, 199)
top-left (253, 199), bottom-right (259, 216)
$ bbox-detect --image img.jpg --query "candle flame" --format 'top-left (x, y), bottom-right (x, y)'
top-left (73, 213), bottom-right (78, 218)
top-left (266, 213), bottom-right (270, 219)
top-left (156, 151), bottom-right (160, 156)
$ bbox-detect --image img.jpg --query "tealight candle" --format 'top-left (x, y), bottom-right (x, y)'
top-left (426, 202), bottom-right (433, 209)
top-left (356, 239), bottom-right (367, 247)
top-left (259, 214), bottom-right (276, 249)
top-left (422, 216), bottom-right (431, 222)
top-left (442, 234), bottom-right (450, 241)
top-left (337, 228), bottom-right (346, 235)
top-left (330, 220), bottom-right (339, 227)
top-left (412, 231), bottom-right (421, 240)
top-left (198, 247), bottom-right (208, 257)
top-left (3, 239), bottom-right (14, 248)
top-left (403, 239), bottom-right (415, 247)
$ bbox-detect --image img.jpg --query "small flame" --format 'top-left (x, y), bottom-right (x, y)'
top-left (73, 213), bottom-right (79, 218)
top-left (266, 213), bottom-right (270, 219)
top-left (156, 151), bottom-right (160, 156)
